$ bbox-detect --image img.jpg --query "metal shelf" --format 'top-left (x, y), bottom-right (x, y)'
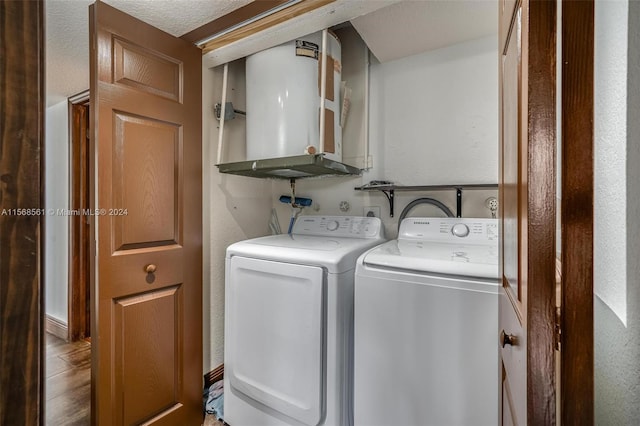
top-left (216, 154), bottom-right (362, 179)
top-left (354, 182), bottom-right (498, 217)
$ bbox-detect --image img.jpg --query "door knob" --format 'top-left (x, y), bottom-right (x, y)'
top-left (500, 330), bottom-right (517, 347)
top-left (144, 264), bottom-right (157, 274)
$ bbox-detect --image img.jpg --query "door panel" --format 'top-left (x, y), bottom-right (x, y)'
top-left (114, 286), bottom-right (182, 425)
top-left (500, 4), bottom-right (526, 424)
top-left (112, 111), bottom-right (181, 249)
top-left (499, 290), bottom-right (526, 425)
top-left (90, 2), bottom-right (202, 425)
top-left (113, 37), bottom-right (183, 102)
top-left (501, 370), bottom-right (516, 426)
top-left (499, 0), bottom-right (557, 424)
top-left (502, 4), bottom-right (522, 308)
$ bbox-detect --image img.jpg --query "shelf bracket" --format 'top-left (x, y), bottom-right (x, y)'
top-left (381, 189), bottom-right (395, 217)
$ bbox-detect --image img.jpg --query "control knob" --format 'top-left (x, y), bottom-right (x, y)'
top-left (452, 223), bottom-right (470, 237)
top-left (327, 220), bottom-right (340, 231)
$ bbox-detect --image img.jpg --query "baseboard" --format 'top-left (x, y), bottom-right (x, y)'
top-left (204, 364), bottom-right (224, 388)
top-left (45, 314), bottom-right (68, 340)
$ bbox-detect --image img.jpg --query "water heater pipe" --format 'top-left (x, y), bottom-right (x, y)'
top-left (364, 47), bottom-right (370, 169)
top-left (216, 63), bottom-right (229, 164)
top-left (319, 28), bottom-right (328, 154)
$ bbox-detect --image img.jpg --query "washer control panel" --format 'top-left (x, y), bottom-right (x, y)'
top-left (399, 217), bottom-right (498, 243)
top-left (293, 216), bottom-right (383, 239)
top-left (451, 223), bottom-right (470, 238)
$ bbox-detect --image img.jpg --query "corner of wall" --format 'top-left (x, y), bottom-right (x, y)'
top-left (44, 100), bottom-right (70, 325)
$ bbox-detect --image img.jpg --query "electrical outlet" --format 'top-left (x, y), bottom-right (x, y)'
top-left (364, 206), bottom-right (381, 218)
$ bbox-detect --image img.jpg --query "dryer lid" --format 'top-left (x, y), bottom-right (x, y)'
top-left (227, 234), bottom-right (385, 274)
top-left (226, 216), bottom-right (386, 274)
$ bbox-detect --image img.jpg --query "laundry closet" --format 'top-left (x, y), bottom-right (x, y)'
top-left (201, 1), bottom-right (500, 424)
top-left (203, 0), bottom-right (499, 364)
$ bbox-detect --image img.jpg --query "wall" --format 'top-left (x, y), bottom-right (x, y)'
top-left (594, 0), bottom-right (640, 422)
top-left (44, 100), bottom-right (70, 323)
top-left (270, 35), bottom-right (499, 238)
top-left (203, 62), bottom-right (274, 372)
top-left (594, 0), bottom-right (628, 326)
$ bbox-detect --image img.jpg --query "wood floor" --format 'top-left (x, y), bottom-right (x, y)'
top-left (45, 333), bottom-right (223, 425)
top-left (45, 333), bottom-right (91, 425)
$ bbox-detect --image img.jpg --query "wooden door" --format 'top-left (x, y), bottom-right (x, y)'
top-left (499, 0), bottom-right (557, 424)
top-left (89, 2), bottom-right (202, 425)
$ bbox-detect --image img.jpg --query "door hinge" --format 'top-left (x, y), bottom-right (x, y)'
top-left (555, 306), bottom-right (561, 350)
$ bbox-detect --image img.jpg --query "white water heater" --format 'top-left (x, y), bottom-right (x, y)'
top-left (246, 31), bottom-right (342, 162)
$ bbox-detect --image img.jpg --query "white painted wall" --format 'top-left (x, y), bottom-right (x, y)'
top-left (44, 100), bottom-right (70, 323)
top-left (270, 35), bottom-right (499, 239)
top-left (594, 0), bottom-right (640, 422)
top-left (594, 0), bottom-right (628, 325)
top-left (369, 36), bottom-right (498, 186)
top-left (203, 62), bottom-right (274, 372)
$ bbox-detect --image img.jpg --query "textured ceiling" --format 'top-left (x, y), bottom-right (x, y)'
top-left (351, 0), bottom-right (497, 63)
top-left (46, 0), bottom-right (498, 107)
top-left (45, 0), bottom-right (252, 106)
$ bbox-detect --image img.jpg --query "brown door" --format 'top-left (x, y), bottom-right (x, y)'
top-left (499, 0), bottom-right (557, 424)
top-left (89, 2), bottom-right (202, 425)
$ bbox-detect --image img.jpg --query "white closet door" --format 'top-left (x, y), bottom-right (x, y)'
top-left (227, 256), bottom-right (325, 426)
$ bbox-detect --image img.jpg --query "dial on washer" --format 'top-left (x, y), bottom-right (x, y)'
top-left (451, 223), bottom-right (470, 237)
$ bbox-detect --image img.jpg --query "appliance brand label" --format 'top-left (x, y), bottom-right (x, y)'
top-left (295, 40), bottom-right (319, 59)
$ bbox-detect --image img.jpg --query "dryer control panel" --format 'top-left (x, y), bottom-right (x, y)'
top-left (399, 217), bottom-right (498, 243)
top-left (293, 216), bottom-right (383, 239)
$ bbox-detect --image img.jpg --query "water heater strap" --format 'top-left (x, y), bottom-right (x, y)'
top-left (319, 28), bottom-right (328, 154)
top-left (216, 63), bottom-right (229, 164)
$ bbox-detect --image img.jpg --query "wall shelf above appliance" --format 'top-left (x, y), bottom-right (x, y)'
top-left (216, 154), bottom-right (362, 179)
top-left (354, 181), bottom-right (498, 217)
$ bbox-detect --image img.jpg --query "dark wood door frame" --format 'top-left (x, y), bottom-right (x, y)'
top-left (561, 0), bottom-right (595, 423)
top-left (0, 0), bottom-right (45, 424)
top-left (526, 1), bottom-right (558, 423)
top-left (68, 90), bottom-right (91, 342)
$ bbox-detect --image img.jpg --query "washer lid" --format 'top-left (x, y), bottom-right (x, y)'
top-left (363, 239), bottom-right (499, 279)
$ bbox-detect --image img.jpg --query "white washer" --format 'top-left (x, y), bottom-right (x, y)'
top-left (354, 217), bottom-right (499, 426)
top-left (224, 216), bottom-right (385, 426)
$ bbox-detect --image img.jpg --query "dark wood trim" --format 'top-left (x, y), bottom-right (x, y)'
top-left (68, 92), bottom-right (91, 342)
top-left (45, 315), bottom-right (69, 341)
top-left (561, 0), bottom-right (595, 424)
top-left (204, 364), bottom-right (224, 389)
top-left (526, 0), bottom-right (557, 424)
top-left (180, 0), bottom-right (290, 44)
top-left (0, 0), bottom-right (45, 424)
top-left (88, 6), bottom-right (98, 424)
top-left (200, 0), bottom-right (335, 54)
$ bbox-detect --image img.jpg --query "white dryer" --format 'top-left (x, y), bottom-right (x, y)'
top-left (354, 217), bottom-right (499, 426)
top-left (224, 216), bottom-right (385, 426)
